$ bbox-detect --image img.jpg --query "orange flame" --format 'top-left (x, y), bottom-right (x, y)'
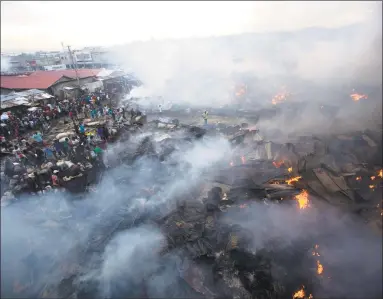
top-left (312, 244), bottom-right (320, 256)
top-left (378, 169), bottom-right (382, 178)
top-left (355, 176), bottom-right (362, 181)
top-left (235, 84), bottom-right (247, 97)
top-left (369, 184), bottom-right (376, 190)
top-left (288, 167), bottom-right (293, 173)
top-left (292, 286), bottom-right (313, 299)
top-left (273, 160), bottom-right (284, 168)
top-left (317, 260), bottom-right (324, 275)
top-left (293, 286), bottom-right (306, 299)
top-left (272, 86), bottom-right (291, 105)
top-left (286, 176), bottom-right (302, 185)
top-left (295, 190), bottom-right (309, 209)
top-left (350, 93), bottom-right (368, 102)
top-left (371, 176), bottom-right (376, 181)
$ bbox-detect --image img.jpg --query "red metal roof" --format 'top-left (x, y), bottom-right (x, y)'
top-left (1, 69), bottom-right (101, 90)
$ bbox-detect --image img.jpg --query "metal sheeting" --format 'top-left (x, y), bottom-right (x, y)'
top-left (1, 97), bottom-right (31, 109)
top-left (1, 89), bottom-right (53, 103)
top-left (82, 81), bottom-right (103, 92)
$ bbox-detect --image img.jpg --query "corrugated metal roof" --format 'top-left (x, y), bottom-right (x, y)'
top-left (0, 69), bottom-right (102, 90)
top-left (1, 89), bottom-right (53, 103)
top-left (97, 69), bottom-right (125, 79)
top-left (1, 97), bottom-right (31, 109)
top-left (17, 88), bottom-right (46, 96)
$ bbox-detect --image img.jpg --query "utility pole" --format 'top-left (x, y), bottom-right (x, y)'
top-left (67, 45), bottom-right (80, 87)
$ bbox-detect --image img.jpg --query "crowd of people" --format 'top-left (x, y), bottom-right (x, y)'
top-left (0, 90), bottom-right (114, 140)
top-left (0, 89), bottom-right (128, 200)
top-left (2, 120), bottom-right (111, 196)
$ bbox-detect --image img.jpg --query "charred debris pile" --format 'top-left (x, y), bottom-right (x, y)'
top-left (2, 117), bottom-right (382, 299)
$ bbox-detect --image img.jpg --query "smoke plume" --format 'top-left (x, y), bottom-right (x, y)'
top-left (1, 55), bottom-right (11, 72)
top-left (219, 197), bottom-right (382, 298)
top-left (0, 134), bottom-right (231, 298)
top-left (109, 7), bottom-right (381, 111)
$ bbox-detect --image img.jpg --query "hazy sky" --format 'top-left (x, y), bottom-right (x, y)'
top-left (1, 1), bottom-right (380, 52)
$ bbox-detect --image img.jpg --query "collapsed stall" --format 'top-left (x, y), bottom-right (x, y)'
top-left (1, 118), bottom-right (382, 299)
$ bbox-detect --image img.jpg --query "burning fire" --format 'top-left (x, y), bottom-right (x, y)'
top-left (313, 245), bottom-right (324, 275)
top-left (371, 176), bottom-right (376, 181)
top-left (312, 244), bottom-right (320, 257)
top-left (272, 87), bottom-right (291, 105)
top-left (369, 184), bottom-right (376, 190)
top-left (273, 160), bottom-right (284, 168)
top-left (295, 189), bottom-right (309, 209)
top-left (350, 92), bottom-right (368, 102)
top-left (288, 167), bottom-right (293, 173)
top-left (317, 260), bottom-right (324, 275)
top-left (235, 84), bottom-right (247, 97)
top-left (286, 176), bottom-right (302, 185)
top-left (292, 286), bottom-right (313, 299)
top-left (355, 176), bottom-right (362, 181)
top-left (293, 287), bottom-right (305, 299)
top-left (378, 169), bottom-right (382, 178)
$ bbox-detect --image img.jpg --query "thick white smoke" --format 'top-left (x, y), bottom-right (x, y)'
top-left (219, 197), bottom-right (382, 298)
top-left (108, 7), bottom-right (381, 110)
top-left (1, 55), bottom-right (11, 72)
top-left (0, 133), bottom-right (232, 298)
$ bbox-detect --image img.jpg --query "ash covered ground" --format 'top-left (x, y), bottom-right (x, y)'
top-left (1, 99), bottom-right (382, 299)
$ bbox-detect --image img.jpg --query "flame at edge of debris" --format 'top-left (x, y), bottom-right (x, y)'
top-left (350, 93), bottom-right (368, 102)
top-left (292, 286), bottom-right (314, 299)
top-left (273, 160), bottom-right (284, 168)
top-left (286, 176), bottom-right (302, 185)
top-left (295, 189), bottom-right (309, 209)
top-left (317, 260), bottom-right (324, 275)
top-left (293, 287), bottom-right (305, 299)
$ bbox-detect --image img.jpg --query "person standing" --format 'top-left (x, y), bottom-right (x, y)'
top-left (202, 110), bottom-right (209, 126)
top-left (62, 138), bottom-right (70, 156)
top-left (12, 145), bottom-right (21, 159)
top-left (97, 126), bottom-right (104, 141)
top-left (83, 105), bottom-right (88, 119)
top-left (53, 139), bottom-right (64, 158)
top-left (44, 145), bottom-right (55, 161)
top-left (121, 107), bottom-right (126, 119)
top-left (35, 147), bottom-right (45, 167)
top-left (79, 123), bottom-right (85, 135)
top-left (32, 131), bottom-right (43, 145)
top-left (69, 110), bottom-right (74, 122)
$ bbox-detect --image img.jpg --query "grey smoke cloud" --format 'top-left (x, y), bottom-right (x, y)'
top-left (110, 9), bottom-right (381, 111)
top-left (1, 55), bottom-right (11, 72)
top-left (219, 198), bottom-right (382, 298)
top-left (0, 133), bottom-right (232, 297)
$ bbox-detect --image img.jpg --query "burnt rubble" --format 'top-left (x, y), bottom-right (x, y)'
top-left (1, 118), bottom-right (382, 299)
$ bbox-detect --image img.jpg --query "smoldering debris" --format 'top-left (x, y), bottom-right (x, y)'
top-left (1, 118), bottom-right (382, 299)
